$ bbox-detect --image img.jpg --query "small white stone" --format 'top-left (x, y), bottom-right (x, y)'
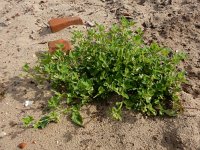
top-left (24, 101), bottom-right (34, 107)
top-left (86, 21), bottom-right (95, 27)
top-left (0, 132), bottom-right (7, 138)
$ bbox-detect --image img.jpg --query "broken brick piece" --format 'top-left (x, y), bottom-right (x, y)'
top-left (48, 39), bottom-right (72, 54)
top-left (18, 143), bottom-right (27, 149)
top-left (48, 16), bottom-right (83, 32)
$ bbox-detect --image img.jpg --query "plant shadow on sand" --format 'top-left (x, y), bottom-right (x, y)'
top-left (4, 76), bottom-right (51, 108)
top-left (0, 77), bottom-right (46, 139)
top-left (3, 51), bottom-right (53, 106)
top-left (161, 120), bottom-right (184, 150)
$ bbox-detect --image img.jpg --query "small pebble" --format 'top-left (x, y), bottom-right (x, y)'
top-left (24, 101), bottom-right (34, 107)
top-left (18, 142), bottom-right (27, 149)
top-left (0, 131), bottom-right (7, 138)
top-left (33, 54), bottom-right (36, 58)
top-left (86, 21), bottom-right (95, 27)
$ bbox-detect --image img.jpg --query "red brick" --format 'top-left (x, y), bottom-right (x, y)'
top-left (48, 16), bottom-right (83, 32)
top-left (48, 39), bottom-right (72, 54)
top-left (18, 143), bottom-right (27, 149)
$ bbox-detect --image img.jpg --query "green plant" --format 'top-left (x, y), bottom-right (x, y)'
top-left (23, 18), bottom-right (186, 128)
top-left (22, 116), bottom-right (34, 127)
top-left (22, 112), bottom-right (59, 129)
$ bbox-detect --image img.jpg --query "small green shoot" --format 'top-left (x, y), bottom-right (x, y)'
top-left (22, 116), bottom-right (34, 127)
top-left (112, 102), bottom-right (123, 121)
top-left (23, 63), bottom-right (30, 72)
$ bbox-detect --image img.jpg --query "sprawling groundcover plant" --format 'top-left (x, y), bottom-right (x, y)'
top-left (23, 18), bottom-right (186, 128)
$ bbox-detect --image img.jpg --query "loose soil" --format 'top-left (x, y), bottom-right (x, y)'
top-left (0, 0), bottom-right (199, 150)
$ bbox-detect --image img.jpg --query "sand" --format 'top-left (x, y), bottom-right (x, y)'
top-left (0, 0), bottom-right (200, 149)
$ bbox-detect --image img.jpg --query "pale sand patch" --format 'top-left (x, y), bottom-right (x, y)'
top-left (0, 0), bottom-right (199, 149)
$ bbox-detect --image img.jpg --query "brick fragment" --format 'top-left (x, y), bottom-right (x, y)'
top-left (48, 16), bottom-right (83, 32)
top-left (18, 143), bottom-right (27, 149)
top-left (48, 39), bottom-right (72, 54)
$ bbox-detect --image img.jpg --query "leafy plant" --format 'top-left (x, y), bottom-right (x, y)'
top-left (34, 112), bottom-right (59, 129)
top-left (23, 18), bottom-right (186, 127)
top-left (23, 112), bottom-right (59, 129)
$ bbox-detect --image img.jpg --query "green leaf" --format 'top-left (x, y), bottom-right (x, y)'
top-left (163, 109), bottom-right (177, 116)
top-left (111, 102), bottom-right (123, 121)
top-left (34, 112), bottom-right (59, 129)
top-left (48, 96), bottom-right (60, 109)
top-left (111, 107), bottom-right (122, 121)
top-left (71, 106), bottom-right (83, 126)
top-left (22, 116), bottom-right (34, 127)
top-left (34, 116), bottom-right (50, 129)
top-left (94, 86), bottom-right (105, 98)
top-left (56, 43), bottom-right (65, 50)
top-left (23, 63), bottom-right (30, 72)
top-left (71, 111), bottom-right (83, 127)
top-left (146, 104), bottom-right (157, 116)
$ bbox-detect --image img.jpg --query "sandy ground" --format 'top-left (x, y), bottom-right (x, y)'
top-left (0, 0), bottom-right (200, 150)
